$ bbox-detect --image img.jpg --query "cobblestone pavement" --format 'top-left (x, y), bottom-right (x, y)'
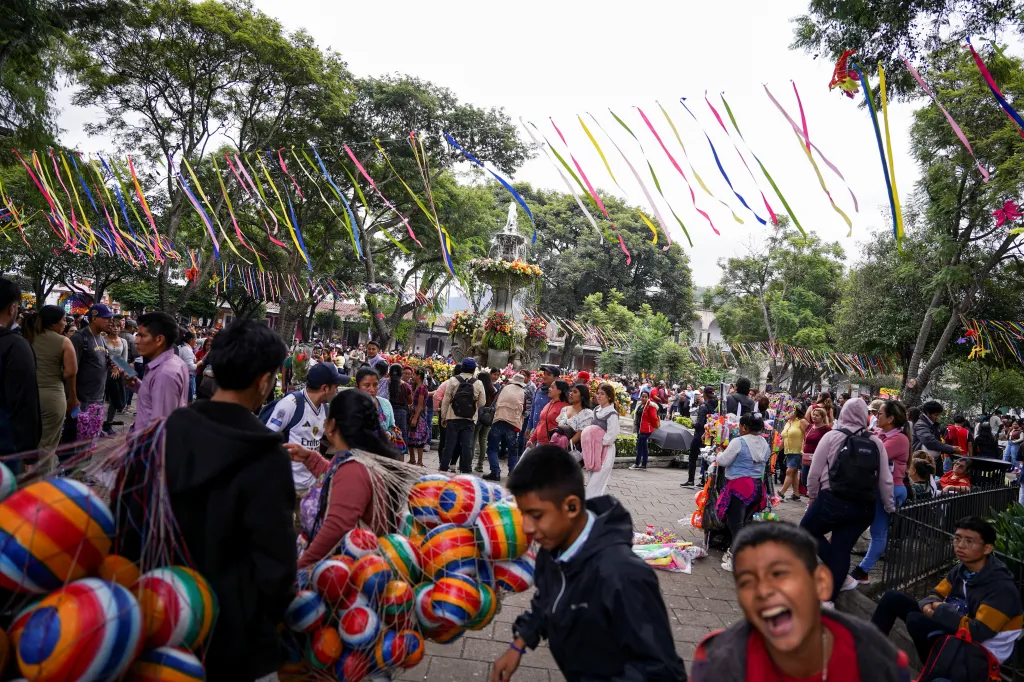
top-left (397, 448), bottom-right (809, 682)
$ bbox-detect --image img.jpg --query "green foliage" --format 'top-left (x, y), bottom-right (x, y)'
top-left (791, 0), bottom-right (1019, 97)
top-left (614, 435), bottom-right (664, 459)
top-left (931, 360), bottom-right (1024, 416)
top-left (313, 311), bottom-right (343, 333)
top-left (988, 503), bottom-right (1024, 573)
top-left (581, 289), bottom-right (637, 333)
top-left (109, 280), bottom-right (159, 316)
top-left (393, 319), bottom-right (416, 347)
top-left (687, 366), bottom-right (728, 391)
top-left (626, 326), bottom-right (666, 376)
top-left (674, 416), bottom-right (694, 428)
top-left (177, 284), bottom-right (221, 320)
top-left (659, 341), bottom-right (690, 379)
top-left (597, 349), bottom-right (625, 376)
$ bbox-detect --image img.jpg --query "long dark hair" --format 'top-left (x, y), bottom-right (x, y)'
top-left (387, 363), bottom-right (402, 405)
top-left (478, 371), bottom-right (496, 405)
top-left (327, 389), bottom-right (400, 460)
top-left (573, 382), bottom-right (591, 409)
top-left (882, 399), bottom-right (911, 440)
top-left (21, 305), bottom-right (66, 344)
top-left (551, 379), bottom-right (571, 404)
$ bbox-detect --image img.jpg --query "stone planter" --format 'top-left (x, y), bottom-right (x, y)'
top-left (487, 349), bottom-right (510, 369)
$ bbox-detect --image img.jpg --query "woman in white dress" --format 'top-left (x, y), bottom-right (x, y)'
top-left (583, 383), bottom-right (620, 497)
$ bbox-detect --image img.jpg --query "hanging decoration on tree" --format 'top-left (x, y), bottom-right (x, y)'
top-left (966, 38), bottom-right (1024, 138)
top-left (828, 49), bottom-right (861, 98)
top-left (992, 200), bottom-right (1021, 227)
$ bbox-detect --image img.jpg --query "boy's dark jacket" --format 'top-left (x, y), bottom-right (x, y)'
top-left (512, 495), bottom-right (688, 681)
top-left (921, 555), bottom-right (1023, 645)
top-left (690, 609), bottom-right (911, 682)
top-left (117, 401), bottom-right (297, 680)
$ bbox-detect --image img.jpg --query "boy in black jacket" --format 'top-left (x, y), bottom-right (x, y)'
top-left (117, 321), bottom-right (297, 681)
top-left (491, 445), bottom-right (687, 682)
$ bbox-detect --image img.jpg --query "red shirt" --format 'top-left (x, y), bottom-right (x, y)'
top-left (945, 424), bottom-right (968, 453)
top-left (746, 618), bottom-right (860, 682)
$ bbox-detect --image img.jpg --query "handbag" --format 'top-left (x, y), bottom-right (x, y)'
top-left (918, 627), bottom-right (1001, 682)
top-left (479, 406), bottom-right (495, 427)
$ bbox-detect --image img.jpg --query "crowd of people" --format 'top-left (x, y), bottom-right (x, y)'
top-left (2, 274), bottom-right (1023, 681)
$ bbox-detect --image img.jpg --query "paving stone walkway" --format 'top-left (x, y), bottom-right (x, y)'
top-left (396, 448), bottom-right (810, 682)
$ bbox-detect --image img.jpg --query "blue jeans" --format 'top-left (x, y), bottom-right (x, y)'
top-left (1004, 442), bottom-right (1018, 464)
top-left (944, 454), bottom-right (953, 472)
top-left (859, 485), bottom-right (908, 572)
top-left (487, 421), bottom-right (520, 475)
top-left (636, 433), bottom-right (650, 467)
top-left (188, 374), bottom-right (196, 402)
top-left (800, 490), bottom-right (875, 602)
top-left (426, 405), bottom-right (435, 446)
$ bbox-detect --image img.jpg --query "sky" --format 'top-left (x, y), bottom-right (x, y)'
top-left (55, 0), bottom-right (922, 287)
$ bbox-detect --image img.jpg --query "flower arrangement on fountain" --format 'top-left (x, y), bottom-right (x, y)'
top-left (588, 378), bottom-right (631, 416)
top-left (525, 316), bottom-right (549, 351)
top-left (448, 311), bottom-right (481, 337)
top-left (468, 257), bottom-right (543, 280)
top-left (385, 354), bottom-right (454, 381)
top-left (483, 312), bottom-right (515, 351)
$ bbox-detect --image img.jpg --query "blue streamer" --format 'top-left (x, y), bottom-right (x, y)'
top-left (852, 64), bottom-right (898, 241)
top-left (283, 184), bottom-right (313, 271)
top-left (444, 132), bottom-right (536, 243)
top-left (967, 38), bottom-right (1024, 131)
top-left (678, 98), bottom-right (767, 226)
top-left (68, 155), bottom-right (121, 260)
top-left (311, 146), bottom-right (363, 260)
top-left (98, 155), bottom-right (146, 255)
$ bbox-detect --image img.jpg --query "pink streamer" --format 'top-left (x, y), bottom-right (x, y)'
top-left (901, 57), bottom-right (990, 182)
top-left (229, 153), bottom-right (288, 249)
top-left (344, 144), bottom-right (423, 248)
top-left (635, 106), bottom-right (720, 236)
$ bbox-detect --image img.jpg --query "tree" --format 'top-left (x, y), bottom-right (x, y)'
top-left (0, 0), bottom-right (120, 145)
top-left (791, 0), bottom-right (1021, 96)
top-left (713, 222), bottom-right (844, 392)
top-left (900, 44), bottom-right (1024, 404)
top-left (109, 280), bottom-right (158, 317)
top-left (313, 310), bottom-right (342, 335)
top-left (524, 186), bottom-right (696, 366)
top-left (932, 360), bottom-right (1024, 416)
top-left (69, 0), bottom-right (353, 310)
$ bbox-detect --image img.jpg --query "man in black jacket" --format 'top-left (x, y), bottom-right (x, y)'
top-left (117, 320), bottom-right (296, 681)
top-left (491, 445), bottom-right (687, 682)
top-left (682, 387), bottom-right (718, 487)
top-left (725, 376), bottom-right (755, 417)
top-left (0, 278), bottom-right (40, 459)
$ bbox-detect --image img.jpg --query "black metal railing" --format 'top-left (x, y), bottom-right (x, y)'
top-left (879, 486), bottom-right (1023, 680)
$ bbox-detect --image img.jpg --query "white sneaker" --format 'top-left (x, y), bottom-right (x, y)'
top-left (720, 551), bottom-right (733, 572)
top-left (628, 465), bottom-right (641, 470)
top-left (840, 575), bottom-right (859, 592)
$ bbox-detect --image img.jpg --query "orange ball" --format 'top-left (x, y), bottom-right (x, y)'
top-left (97, 554), bottom-right (141, 588)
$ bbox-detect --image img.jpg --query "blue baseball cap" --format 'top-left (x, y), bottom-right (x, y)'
top-left (307, 362), bottom-right (341, 389)
top-left (87, 303), bottom-right (114, 319)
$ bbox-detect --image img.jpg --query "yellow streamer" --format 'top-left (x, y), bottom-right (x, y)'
top-left (254, 152), bottom-right (308, 265)
top-left (878, 63), bottom-right (905, 245)
top-left (182, 156), bottom-right (245, 261)
top-left (792, 131), bottom-right (853, 234)
top-left (59, 152), bottom-right (98, 253)
top-left (578, 115), bottom-right (625, 192)
top-left (638, 211), bottom-right (658, 244)
top-left (338, 159), bottom-right (410, 255)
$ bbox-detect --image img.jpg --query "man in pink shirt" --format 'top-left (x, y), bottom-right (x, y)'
top-left (128, 311), bottom-right (189, 430)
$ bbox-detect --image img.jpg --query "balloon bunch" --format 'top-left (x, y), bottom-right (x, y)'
top-left (283, 473), bottom-right (535, 681)
top-left (0, 462), bottom-right (218, 681)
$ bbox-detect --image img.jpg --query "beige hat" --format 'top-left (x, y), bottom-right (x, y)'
top-left (868, 399), bottom-right (884, 413)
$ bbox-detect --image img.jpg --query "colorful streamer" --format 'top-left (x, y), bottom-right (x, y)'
top-left (344, 144), bottom-right (423, 249)
top-left (852, 64), bottom-right (900, 245)
top-left (703, 93), bottom-right (778, 225)
top-left (409, 132), bottom-right (456, 278)
top-left (679, 98), bottom-right (768, 225)
top-left (877, 63), bottom-right (906, 245)
top-left (308, 147), bottom-right (363, 259)
top-left (966, 38), bottom-right (1024, 138)
top-left (545, 118), bottom-right (608, 241)
top-left (444, 132), bottom-right (536, 244)
top-left (901, 57), bottom-right (989, 182)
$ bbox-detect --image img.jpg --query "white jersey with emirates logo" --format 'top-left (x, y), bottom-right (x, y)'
top-left (266, 390), bottom-right (326, 490)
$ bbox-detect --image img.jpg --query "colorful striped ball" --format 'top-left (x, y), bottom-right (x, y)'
top-left (476, 558), bottom-right (495, 589)
top-left (8, 597), bottom-right (42, 648)
top-left (419, 524), bottom-right (478, 580)
top-left (494, 553), bottom-right (535, 593)
top-left (335, 649), bottom-right (372, 682)
top-left (17, 578), bottom-right (143, 682)
top-left (373, 629), bottom-right (406, 669)
top-left (0, 478), bottom-right (114, 594)
top-left (312, 558), bottom-right (352, 606)
top-left (426, 624), bottom-right (464, 645)
top-left (125, 646), bottom-right (205, 682)
top-left (380, 580), bottom-right (414, 620)
top-left (342, 528), bottom-right (379, 561)
top-left (475, 502), bottom-right (528, 561)
top-left (0, 462), bottom-right (17, 502)
top-left (306, 625), bottom-right (343, 669)
top-left (136, 567), bottom-right (217, 648)
top-left (378, 534), bottom-right (421, 583)
top-left (339, 603), bottom-right (380, 650)
top-left (430, 574), bottom-right (481, 627)
top-left (351, 554), bottom-right (392, 600)
top-left (437, 475), bottom-right (488, 527)
top-left (97, 554), bottom-right (141, 589)
top-left (412, 583), bottom-right (447, 631)
top-left (407, 474), bottom-right (449, 527)
top-left (466, 583), bottom-right (498, 631)
top-left (283, 590), bottom-right (326, 633)
top-left (398, 629), bottom-right (425, 669)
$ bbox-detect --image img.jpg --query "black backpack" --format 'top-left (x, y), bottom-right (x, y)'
top-left (828, 427), bottom-right (880, 503)
top-left (451, 376), bottom-right (478, 419)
